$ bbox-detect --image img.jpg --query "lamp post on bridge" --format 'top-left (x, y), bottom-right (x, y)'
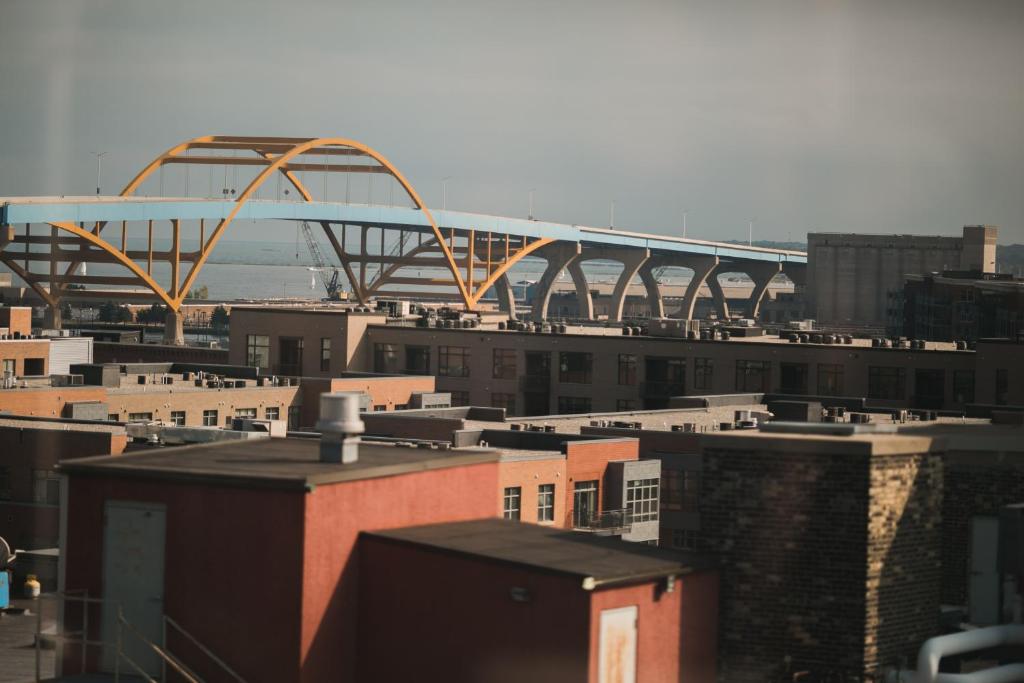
top-left (91, 151), bottom-right (107, 196)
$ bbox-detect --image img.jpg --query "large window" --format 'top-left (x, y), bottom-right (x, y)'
top-left (492, 349), bottom-right (517, 380)
top-left (246, 334), bottom-right (270, 369)
top-left (439, 346), bottom-right (470, 377)
top-left (320, 338), bottom-right (331, 372)
top-left (405, 346), bottom-right (431, 375)
top-left (449, 390), bottom-right (470, 407)
top-left (537, 484), bottom-right (555, 522)
top-left (618, 354), bottom-right (637, 385)
top-left (128, 412), bottom-right (153, 422)
top-left (235, 408), bottom-right (258, 419)
top-left (279, 337), bottom-right (304, 375)
top-left (559, 352), bottom-right (593, 384)
top-left (868, 366), bottom-right (906, 400)
top-left (645, 357), bottom-right (686, 395)
top-left (32, 469), bottom-right (61, 506)
top-left (626, 478), bottom-right (659, 522)
top-left (779, 362), bottom-right (808, 395)
top-left (573, 480), bottom-right (599, 528)
top-left (616, 399), bottom-right (635, 411)
top-left (661, 469), bottom-right (699, 513)
top-left (735, 360), bottom-right (771, 392)
top-left (694, 358), bottom-right (713, 391)
top-left (817, 364), bottom-right (844, 396)
top-left (953, 371), bottom-right (975, 404)
top-left (202, 409), bottom-right (218, 426)
top-left (374, 343), bottom-right (400, 373)
top-left (491, 392), bottom-right (516, 414)
top-left (670, 529), bottom-right (698, 551)
top-left (503, 487), bottom-right (521, 520)
top-left (557, 396), bottom-right (591, 414)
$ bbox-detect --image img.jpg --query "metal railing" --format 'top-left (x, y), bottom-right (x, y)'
top-left (571, 508), bottom-right (634, 534)
top-left (31, 592), bottom-right (246, 683)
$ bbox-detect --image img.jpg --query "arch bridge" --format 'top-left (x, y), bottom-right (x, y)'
top-left (0, 136), bottom-right (806, 342)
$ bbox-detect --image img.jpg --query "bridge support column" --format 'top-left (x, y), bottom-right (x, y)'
top-left (495, 274), bottom-right (517, 320)
top-left (745, 262), bottom-right (784, 320)
top-left (707, 269), bottom-right (730, 321)
top-left (531, 243), bottom-right (581, 322)
top-left (639, 260), bottom-right (665, 319)
top-left (783, 262), bottom-right (807, 288)
top-left (566, 260), bottom-right (593, 320)
top-left (43, 303), bottom-right (63, 330)
top-left (674, 255), bottom-right (720, 320)
top-left (590, 247), bottom-right (650, 322)
top-left (163, 309), bottom-right (185, 346)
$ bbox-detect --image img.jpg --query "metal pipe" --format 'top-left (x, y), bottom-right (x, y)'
top-left (903, 624), bottom-right (1024, 683)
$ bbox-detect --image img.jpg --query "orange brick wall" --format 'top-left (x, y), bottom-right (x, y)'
top-left (0, 307), bottom-right (32, 336)
top-left (564, 439), bottom-right (639, 527)
top-left (105, 385), bottom-right (302, 426)
top-left (0, 386), bottom-right (107, 418)
top-left (0, 339), bottom-right (50, 376)
top-left (496, 456), bottom-right (567, 525)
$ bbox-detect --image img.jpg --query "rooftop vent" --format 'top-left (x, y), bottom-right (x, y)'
top-left (316, 392), bottom-right (365, 464)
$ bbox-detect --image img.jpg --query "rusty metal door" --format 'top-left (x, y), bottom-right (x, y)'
top-left (598, 605), bottom-right (637, 683)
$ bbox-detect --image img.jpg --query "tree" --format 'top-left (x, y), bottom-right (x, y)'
top-left (211, 305), bottom-right (229, 331)
top-left (98, 302), bottom-right (133, 323)
top-left (136, 303), bottom-right (168, 324)
top-left (185, 285), bottom-right (209, 300)
top-left (60, 301), bottom-right (72, 319)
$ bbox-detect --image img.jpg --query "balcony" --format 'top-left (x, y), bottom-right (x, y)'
top-left (640, 381), bottom-right (686, 398)
top-left (520, 374), bottom-right (551, 392)
top-left (572, 508), bottom-right (634, 535)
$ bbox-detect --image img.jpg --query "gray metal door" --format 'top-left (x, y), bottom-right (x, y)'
top-left (968, 516), bottom-right (999, 625)
top-left (101, 501), bottom-right (166, 674)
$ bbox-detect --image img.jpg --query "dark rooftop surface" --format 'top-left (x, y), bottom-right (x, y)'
top-left (366, 518), bottom-right (713, 588)
top-left (59, 438), bottom-right (498, 490)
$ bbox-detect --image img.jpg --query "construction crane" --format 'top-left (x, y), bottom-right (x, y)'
top-left (299, 221), bottom-right (343, 300)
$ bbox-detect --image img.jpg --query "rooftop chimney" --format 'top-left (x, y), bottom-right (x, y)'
top-left (316, 392), bottom-right (365, 464)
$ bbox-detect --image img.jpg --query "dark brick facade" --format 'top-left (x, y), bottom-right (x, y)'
top-left (700, 433), bottom-right (943, 682)
top-left (941, 451), bottom-right (1024, 606)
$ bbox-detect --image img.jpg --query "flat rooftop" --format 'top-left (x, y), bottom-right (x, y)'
top-left (0, 416), bottom-right (125, 434)
top-left (59, 438), bottom-right (498, 490)
top-left (465, 404), bottom-right (768, 434)
top-left (366, 518), bottom-right (713, 588)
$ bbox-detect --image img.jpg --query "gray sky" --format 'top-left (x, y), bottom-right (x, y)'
top-left (1, 0), bottom-right (1022, 243)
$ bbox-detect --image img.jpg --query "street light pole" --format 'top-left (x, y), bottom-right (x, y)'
top-left (92, 152), bottom-right (107, 196)
top-left (748, 216), bottom-right (756, 246)
top-left (528, 189), bottom-right (535, 220)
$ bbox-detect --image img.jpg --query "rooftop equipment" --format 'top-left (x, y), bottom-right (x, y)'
top-left (316, 392), bottom-right (365, 464)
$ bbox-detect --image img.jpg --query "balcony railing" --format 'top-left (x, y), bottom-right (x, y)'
top-left (572, 508), bottom-right (634, 534)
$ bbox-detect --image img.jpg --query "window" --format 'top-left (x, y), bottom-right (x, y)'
top-left (537, 484), bottom-right (555, 522)
top-left (374, 343), bottom-right (400, 373)
top-left (626, 478), bottom-right (659, 522)
top-left (235, 408), bottom-right (257, 419)
top-left (128, 412), bottom-right (153, 422)
top-left (503, 487), bottom-right (521, 520)
top-left (0, 466), bottom-right (11, 500)
top-left (735, 360), bottom-right (771, 392)
top-left (202, 409), bottom-right (219, 427)
top-left (405, 346), bottom-right (431, 375)
top-left (449, 390), bottom-right (470, 407)
top-left (288, 405), bottom-right (301, 430)
top-left (557, 396), bottom-right (591, 414)
top-left (320, 338), bottom-right (331, 372)
top-left (618, 354), bottom-right (637, 385)
top-left (1, 358), bottom-right (14, 377)
top-left (170, 410), bottom-right (186, 426)
top-left (278, 337), bottom-right (304, 375)
top-left (265, 406), bottom-right (280, 420)
top-left (438, 346), bottom-right (470, 377)
top-left (32, 469), bottom-right (61, 505)
top-left (246, 334), bottom-right (270, 369)
top-left (558, 351), bottom-right (592, 384)
top-left (996, 369), bottom-right (1008, 406)
top-left (492, 349), bottom-right (517, 380)
top-left (23, 358), bottom-right (44, 375)
top-left (373, 405), bottom-right (387, 412)
top-left (953, 371), bottom-right (975, 404)
top-left (779, 362), bottom-right (808, 395)
top-left (694, 358), bottom-right (713, 391)
top-left (662, 469), bottom-right (699, 513)
top-left (491, 392), bottom-right (516, 415)
top-left (644, 357), bottom-right (686, 396)
top-left (107, 414), bottom-right (119, 422)
top-left (670, 529), bottom-right (698, 551)
top-left (573, 480), bottom-right (599, 528)
top-left (616, 399), bottom-right (635, 411)
top-left (868, 366), bottom-right (906, 400)
top-left (817, 364), bottom-right (844, 396)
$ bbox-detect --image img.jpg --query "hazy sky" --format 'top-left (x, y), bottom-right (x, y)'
top-left (1, 0), bottom-right (1022, 243)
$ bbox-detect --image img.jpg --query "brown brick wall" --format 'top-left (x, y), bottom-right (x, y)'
top-left (0, 339), bottom-right (50, 376)
top-left (0, 386), bottom-right (108, 418)
top-left (940, 451), bottom-right (1024, 606)
top-left (93, 342), bottom-right (229, 365)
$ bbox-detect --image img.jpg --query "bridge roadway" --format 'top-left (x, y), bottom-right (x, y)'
top-left (0, 136), bottom-right (806, 343)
